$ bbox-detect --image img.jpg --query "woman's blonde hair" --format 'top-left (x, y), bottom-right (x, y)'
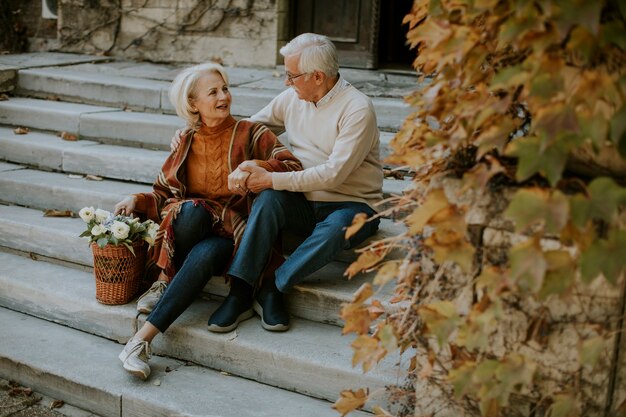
top-left (168, 62), bottom-right (230, 128)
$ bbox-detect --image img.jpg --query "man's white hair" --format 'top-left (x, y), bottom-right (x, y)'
top-left (280, 33), bottom-right (339, 78)
top-left (168, 62), bottom-right (230, 128)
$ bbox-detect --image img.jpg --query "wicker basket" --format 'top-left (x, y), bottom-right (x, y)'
top-left (91, 240), bottom-right (147, 305)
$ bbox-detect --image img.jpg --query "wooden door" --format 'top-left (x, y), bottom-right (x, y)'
top-left (291, 0), bottom-right (380, 69)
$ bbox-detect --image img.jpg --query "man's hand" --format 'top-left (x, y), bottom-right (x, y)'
top-left (240, 164), bottom-right (273, 193)
top-left (170, 128), bottom-right (190, 153)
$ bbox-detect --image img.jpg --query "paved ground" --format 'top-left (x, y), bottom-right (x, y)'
top-left (0, 379), bottom-right (98, 417)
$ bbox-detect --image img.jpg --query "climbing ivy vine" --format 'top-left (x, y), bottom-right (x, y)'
top-left (334, 0), bottom-right (626, 416)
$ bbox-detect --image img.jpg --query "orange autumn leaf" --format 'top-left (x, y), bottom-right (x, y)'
top-left (352, 334), bottom-right (386, 372)
top-left (332, 388), bottom-right (369, 417)
top-left (341, 303), bottom-right (371, 335)
top-left (344, 250), bottom-right (386, 279)
top-left (344, 212), bottom-right (368, 240)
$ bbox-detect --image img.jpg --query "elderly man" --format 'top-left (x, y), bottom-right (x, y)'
top-left (177, 33), bottom-right (383, 332)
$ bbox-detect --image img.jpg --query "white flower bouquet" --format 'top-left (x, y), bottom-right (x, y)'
top-left (78, 206), bottom-right (158, 255)
top-left (79, 206), bottom-right (159, 305)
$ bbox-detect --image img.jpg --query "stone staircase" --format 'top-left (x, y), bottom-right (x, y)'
top-left (0, 53), bottom-right (416, 417)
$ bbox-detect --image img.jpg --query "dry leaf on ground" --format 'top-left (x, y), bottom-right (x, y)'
top-left (50, 399), bottom-right (64, 409)
top-left (13, 127), bottom-right (29, 135)
top-left (85, 174), bottom-right (103, 181)
top-left (59, 131), bottom-right (78, 141)
top-left (43, 209), bottom-right (75, 218)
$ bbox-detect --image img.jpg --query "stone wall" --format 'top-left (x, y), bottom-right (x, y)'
top-left (19, 0), bottom-right (286, 68)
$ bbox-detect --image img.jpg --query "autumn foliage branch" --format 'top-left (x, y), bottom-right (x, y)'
top-left (334, 0), bottom-right (626, 416)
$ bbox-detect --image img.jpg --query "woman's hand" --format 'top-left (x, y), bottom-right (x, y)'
top-left (114, 195), bottom-right (137, 216)
top-left (228, 161), bottom-right (256, 195)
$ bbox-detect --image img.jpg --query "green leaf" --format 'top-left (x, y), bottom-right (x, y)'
top-left (538, 251), bottom-right (575, 300)
top-left (600, 20), bottom-right (626, 50)
top-left (504, 188), bottom-right (569, 234)
top-left (378, 324), bottom-right (398, 353)
top-left (79, 230), bottom-right (92, 238)
top-left (588, 177), bottom-right (626, 223)
top-left (530, 72), bottom-right (564, 100)
top-left (96, 237), bottom-right (108, 248)
top-left (579, 335), bottom-right (606, 369)
top-left (122, 241), bottom-right (136, 256)
top-left (569, 194), bottom-right (591, 229)
top-left (580, 230), bottom-right (626, 284)
top-left (506, 135), bottom-right (570, 186)
top-left (547, 393), bottom-right (579, 417)
top-left (448, 362), bottom-right (477, 399)
top-left (509, 239), bottom-right (547, 294)
top-left (418, 301), bottom-right (460, 347)
top-left (491, 64), bottom-right (529, 90)
top-left (610, 105), bottom-right (626, 158)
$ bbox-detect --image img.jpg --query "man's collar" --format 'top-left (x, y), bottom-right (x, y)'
top-left (315, 74), bottom-right (348, 107)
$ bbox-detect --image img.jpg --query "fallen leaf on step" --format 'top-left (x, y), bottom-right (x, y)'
top-left (153, 379), bottom-right (161, 386)
top-left (29, 252), bottom-right (38, 261)
top-left (0, 94), bottom-right (9, 101)
top-left (47, 95), bottom-right (60, 101)
top-left (59, 131), bottom-right (78, 141)
top-left (8, 387), bottom-right (33, 397)
top-left (50, 399), bottom-right (64, 409)
top-left (383, 169), bottom-right (406, 180)
top-left (68, 174), bottom-right (84, 179)
top-left (220, 371), bottom-right (231, 376)
top-left (272, 71), bottom-right (281, 77)
top-left (44, 209), bottom-right (75, 218)
top-left (13, 127), bottom-right (29, 135)
top-left (165, 366), bottom-right (173, 373)
top-left (85, 174), bottom-right (103, 181)
top-left (332, 388), bottom-right (369, 417)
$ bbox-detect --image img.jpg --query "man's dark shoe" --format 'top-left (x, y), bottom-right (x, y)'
top-left (208, 278), bottom-right (254, 333)
top-left (253, 290), bottom-right (290, 332)
top-left (208, 295), bottom-right (254, 332)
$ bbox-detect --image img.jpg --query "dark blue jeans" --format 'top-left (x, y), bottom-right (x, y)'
top-left (148, 202), bottom-right (233, 333)
top-left (228, 190), bottom-right (379, 292)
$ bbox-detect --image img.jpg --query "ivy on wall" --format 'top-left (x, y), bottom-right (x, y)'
top-left (335, 0), bottom-right (626, 416)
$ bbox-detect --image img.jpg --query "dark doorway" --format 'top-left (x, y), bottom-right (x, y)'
top-left (377, 1), bottom-right (414, 71)
top-left (289, 0), bottom-right (379, 69)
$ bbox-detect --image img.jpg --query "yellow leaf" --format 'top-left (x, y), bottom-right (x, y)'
top-left (332, 388), bottom-right (369, 417)
top-left (344, 250), bottom-right (385, 279)
top-left (405, 188), bottom-right (449, 235)
top-left (345, 212), bottom-right (368, 240)
top-left (373, 262), bottom-right (399, 286)
top-left (352, 335), bottom-right (386, 372)
top-left (353, 282), bottom-right (373, 305)
top-left (341, 303), bottom-right (371, 335)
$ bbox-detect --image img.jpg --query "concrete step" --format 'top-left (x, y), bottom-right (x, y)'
top-left (0, 163), bottom-right (149, 212)
top-left (0, 97), bottom-right (400, 161)
top-left (0, 251), bottom-right (402, 410)
top-left (16, 64), bottom-right (413, 131)
top-left (0, 203), bottom-right (400, 326)
top-left (0, 126), bottom-right (409, 189)
top-left (0, 306), bottom-right (371, 417)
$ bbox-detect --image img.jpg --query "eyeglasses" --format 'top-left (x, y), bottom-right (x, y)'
top-left (285, 72), bottom-right (307, 83)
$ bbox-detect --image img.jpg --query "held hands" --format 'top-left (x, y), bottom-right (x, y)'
top-left (228, 161), bottom-right (273, 195)
top-left (114, 195), bottom-right (137, 216)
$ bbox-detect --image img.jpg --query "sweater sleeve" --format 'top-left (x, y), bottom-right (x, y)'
top-left (249, 91), bottom-right (288, 131)
top-left (248, 123), bottom-right (302, 173)
top-left (270, 106), bottom-right (379, 192)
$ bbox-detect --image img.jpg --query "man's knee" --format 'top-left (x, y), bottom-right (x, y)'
top-left (252, 190), bottom-right (292, 215)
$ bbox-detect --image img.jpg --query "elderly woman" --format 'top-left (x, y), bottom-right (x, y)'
top-left (115, 63), bottom-right (301, 380)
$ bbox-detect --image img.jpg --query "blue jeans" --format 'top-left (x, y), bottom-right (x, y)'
top-left (148, 202), bottom-right (233, 332)
top-left (228, 190), bottom-right (380, 292)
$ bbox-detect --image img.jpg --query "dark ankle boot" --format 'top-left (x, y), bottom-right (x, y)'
top-left (253, 277), bottom-right (290, 332)
top-left (207, 277), bottom-right (254, 333)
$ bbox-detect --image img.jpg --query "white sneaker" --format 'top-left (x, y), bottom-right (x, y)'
top-left (136, 280), bottom-right (168, 313)
top-left (118, 338), bottom-right (151, 380)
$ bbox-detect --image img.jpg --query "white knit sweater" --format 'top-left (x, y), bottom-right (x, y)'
top-left (250, 77), bottom-right (383, 208)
